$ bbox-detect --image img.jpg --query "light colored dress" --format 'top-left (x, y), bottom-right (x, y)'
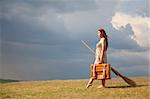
top-left (94, 37), bottom-right (107, 64)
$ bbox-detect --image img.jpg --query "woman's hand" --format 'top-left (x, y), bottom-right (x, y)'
top-left (99, 60), bottom-right (104, 64)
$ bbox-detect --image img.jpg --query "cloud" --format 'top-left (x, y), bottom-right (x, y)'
top-left (111, 12), bottom-right (150, 47)
top-left (0, 0), bottom-right (99, 44)
top-left (0, 0), bottom-right (98, 19)
top-left (58, 0), bottom-right (118, 39)
top-left (1, 0), bottom-right (119, 48)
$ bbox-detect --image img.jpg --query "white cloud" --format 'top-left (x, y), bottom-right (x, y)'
top-left (111, 12), bottom-right (150, 47)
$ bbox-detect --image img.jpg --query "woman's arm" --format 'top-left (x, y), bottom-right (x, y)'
top-left (96, 40), bottom-right (101, 47)
top-left (100, 38), bottom-right (105, 63)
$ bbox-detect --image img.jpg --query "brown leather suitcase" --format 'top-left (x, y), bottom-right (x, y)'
top-left (90, 64), bottom-right (111, 80)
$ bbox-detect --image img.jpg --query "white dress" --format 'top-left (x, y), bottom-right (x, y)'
top-left (94, 37), bottom-right (107, 64)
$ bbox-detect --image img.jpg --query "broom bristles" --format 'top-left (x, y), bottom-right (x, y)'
top-left (111, 67), bottom-right (136, 87)
top-left (121, 76), bottom-right (136, 87)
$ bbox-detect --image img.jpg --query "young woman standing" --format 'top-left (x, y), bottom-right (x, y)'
top-left (86, 29), bottom-right (108, 88)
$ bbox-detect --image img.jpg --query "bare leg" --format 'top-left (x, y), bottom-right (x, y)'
top-left (102, 79), bottom-right (105, 87)
top-left (86, 64), bottom-right (96, 88)
top-left (86, 78), bottom-right (94, 88)
top-left (97, 79), bottom-right (105, 88)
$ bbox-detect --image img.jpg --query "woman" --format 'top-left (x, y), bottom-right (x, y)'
top-left (86, 28), bottom-right (108, 88)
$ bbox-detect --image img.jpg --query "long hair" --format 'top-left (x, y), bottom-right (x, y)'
top-left (98, 29), bottom-right (108, 51)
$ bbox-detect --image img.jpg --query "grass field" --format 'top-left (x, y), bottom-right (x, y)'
top-left (1, 77), bottom-right (150, 99)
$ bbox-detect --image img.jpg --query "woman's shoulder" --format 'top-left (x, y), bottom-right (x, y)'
top-left (101, 37), bottom-right (105, 40)
top-left (100, 37), bottom-right (105, 42)
top-left (96, 38), bottom-right (105, 46)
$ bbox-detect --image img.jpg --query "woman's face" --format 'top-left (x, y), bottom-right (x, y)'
top-left (97, 31), bottom-right (102, 38)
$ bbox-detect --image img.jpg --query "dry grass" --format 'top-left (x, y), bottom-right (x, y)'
top-left (1, 77), bottom-right (150, 99)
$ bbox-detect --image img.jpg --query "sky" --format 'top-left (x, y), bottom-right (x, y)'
top-left (1, 0), bottom-right (150, 80)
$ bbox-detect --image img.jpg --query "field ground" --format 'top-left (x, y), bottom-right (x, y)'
top-left (1, 77), bottom-right (150, 99)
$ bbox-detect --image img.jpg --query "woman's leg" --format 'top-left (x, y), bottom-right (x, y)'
top-left (97, 79), bottom-right (105, 88)
top-left (86, 64), bottom-right (96, 88)
top-left (98, 66), bottom-right (106, 88)
top-left (101, 65), bottom-right (106, 87)
top-left (86, 78), bottom-right (93, 88)
top-left (102, 79), bottom-right (105, 87)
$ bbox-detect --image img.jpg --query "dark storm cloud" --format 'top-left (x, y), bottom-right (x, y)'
top-left (25, 0), bottom-right (98, 12)
top-left (1, 0), bottom-right (98, 15)
top-left (0, 0), bottom-right (98, 45)
top-left (1, 17), bottom-right (69, 45)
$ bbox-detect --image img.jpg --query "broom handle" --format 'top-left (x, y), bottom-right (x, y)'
top-left (111, 67), bottom-right (124, 78)
top-left (81, 40), bottom-right (95, 55)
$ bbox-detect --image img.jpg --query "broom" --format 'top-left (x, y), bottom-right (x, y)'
top-left (81, 40), bottom-right (136, 87)
top-left (111, 67), bottom-right (136, 87)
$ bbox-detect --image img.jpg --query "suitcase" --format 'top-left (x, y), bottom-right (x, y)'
top-left (90, 64), bottom-right (111, 80)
